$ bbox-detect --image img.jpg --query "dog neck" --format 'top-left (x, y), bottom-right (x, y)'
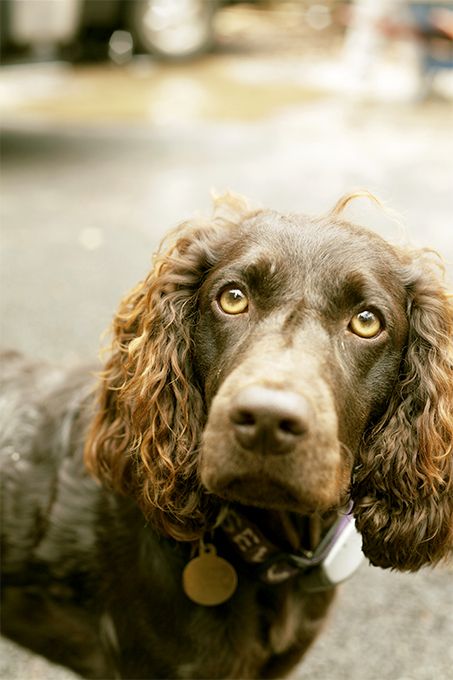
top-left (218, 503), bottom-right (362, 590)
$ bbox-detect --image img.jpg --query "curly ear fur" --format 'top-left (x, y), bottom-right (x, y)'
top-left (353, 252), bottom-right (453, 570)
top-left (84, 194), bottom-right (254, 540)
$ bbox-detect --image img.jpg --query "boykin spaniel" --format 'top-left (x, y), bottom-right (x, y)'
top-left (1, 193), bottom-right (452, 679)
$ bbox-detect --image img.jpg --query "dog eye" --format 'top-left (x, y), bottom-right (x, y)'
top-left (218, 288), bottom-right (249, 315)
top-left (349, 310), bottom-right (382, 338)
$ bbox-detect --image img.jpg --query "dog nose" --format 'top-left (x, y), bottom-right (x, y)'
top-left (229, 386), bottom-right (311, 455)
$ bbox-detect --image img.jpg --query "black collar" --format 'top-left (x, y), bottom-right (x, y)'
top-left (220, 503), bottom-right (362, 590)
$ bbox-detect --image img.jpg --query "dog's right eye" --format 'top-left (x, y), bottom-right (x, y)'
top-left (217, 288), bottom-right (249, 315)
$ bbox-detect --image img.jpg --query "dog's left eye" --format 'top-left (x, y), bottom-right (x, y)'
top-left (349, 310), bottom-right (382, 338)
top-left (218, 288), bottom-right (249, 315)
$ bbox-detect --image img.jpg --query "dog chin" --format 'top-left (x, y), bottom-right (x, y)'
top-left (203, 474), bottom-right (321, 514)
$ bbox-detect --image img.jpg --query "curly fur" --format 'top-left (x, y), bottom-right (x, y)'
top-left (84, 195), bottom-right (255, 540)
top-left (85, 192), bottom-right (453, 566)
top-left (2, 192), bottom-right (452, 680)
top-left (353, 249), bottom-right (453, 569)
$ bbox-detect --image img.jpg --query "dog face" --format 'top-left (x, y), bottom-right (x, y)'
top-left (196, 211), bottom-right (408, 515)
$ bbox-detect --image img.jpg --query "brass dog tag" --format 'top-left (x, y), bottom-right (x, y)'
top-left (183, 543), bottom-right (238, 606)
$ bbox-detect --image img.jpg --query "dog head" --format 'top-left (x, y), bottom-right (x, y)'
top-left (85, 193), bottom-right (453, 570)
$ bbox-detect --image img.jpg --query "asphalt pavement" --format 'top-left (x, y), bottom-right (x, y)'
top-left (1, 20), bottom-right (453, 680)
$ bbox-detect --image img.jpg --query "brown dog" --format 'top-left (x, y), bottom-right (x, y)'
top-left (2, 193), bottom-right (452, 679)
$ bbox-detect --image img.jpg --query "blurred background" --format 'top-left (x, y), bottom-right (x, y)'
top-left (1, 1), bottom-right (453, 679)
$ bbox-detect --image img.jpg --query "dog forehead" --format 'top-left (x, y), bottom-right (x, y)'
top-left (237, 211), bottom-right (402, 283)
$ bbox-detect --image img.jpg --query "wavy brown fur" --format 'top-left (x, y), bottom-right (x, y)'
top-left (353, 249), bottom-right (453, 569)
top-left (84, 195), bottom-right (256, 540)
top-left (3, 193), bottom-right (453, 680)
top-left (85, 192), bottom-right (453, 568)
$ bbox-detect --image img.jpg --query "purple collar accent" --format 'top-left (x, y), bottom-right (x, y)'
top-left (220, 504), bottom-right (354, 586)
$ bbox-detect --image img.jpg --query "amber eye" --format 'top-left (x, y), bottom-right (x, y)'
top-left (218, 287), bottom-right (249, 315)
top-left (349, 310), bottom-right (382, 338)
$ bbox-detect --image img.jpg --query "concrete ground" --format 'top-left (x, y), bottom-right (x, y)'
top-left (1, 5), bottom-right (453, 679)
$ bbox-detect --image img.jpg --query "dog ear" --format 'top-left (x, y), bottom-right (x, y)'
top-left (353, 254), bottom-right (453, 570)
top-left (84, 196), bottom-right (252, 540)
